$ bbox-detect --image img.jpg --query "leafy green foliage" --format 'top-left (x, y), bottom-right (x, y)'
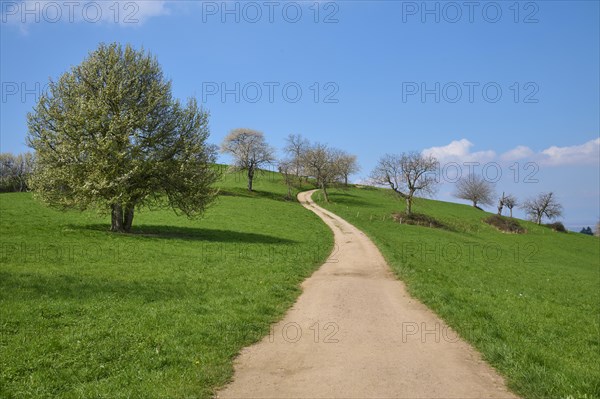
top-left (0, 152), bottom-right (34, 192)
top-left (27, 43), bottom-right (219, 231)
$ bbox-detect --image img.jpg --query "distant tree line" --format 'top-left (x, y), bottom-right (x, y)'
top-left (220, 130), bottom-right (360, 202)
top-left (362, 150), bottom-right (572, 227)
top-left (451, 172), bottom-right (566, 225)
top-left (281, 134), bottom-right (359, 201)
top-left (0, 152), bottom-right (34, 192)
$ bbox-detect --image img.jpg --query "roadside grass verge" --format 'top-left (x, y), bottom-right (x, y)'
top-left (315, 187), bottom-right (600, 399)
top-left (0, 170), bottom-right (332, 398)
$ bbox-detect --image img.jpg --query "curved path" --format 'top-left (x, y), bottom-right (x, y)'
top-left (217, 190), bottom-right (517, 398)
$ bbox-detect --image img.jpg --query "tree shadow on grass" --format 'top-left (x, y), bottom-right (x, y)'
top-left (73, 224), bottom-right (297, 244)
top-left (219, 188), bottom-right (292, 202)
top-left (327, 192), bottom-right (377, 207)
top-left (0, 271), bottom-right (188, 302)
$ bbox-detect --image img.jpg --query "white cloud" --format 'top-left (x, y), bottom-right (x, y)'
top-left (539, 138), bottom-right (600, 166)
top-left (131, 1), bottom-right (171, 23)
top-left (423, 137), bottom-right (600, 167)
top-left (2, 1), bottom-right (171, 32)
top-left (500, 145), bottom-right (534, 161)
top-left (422, 139), bottom-right (496, 163)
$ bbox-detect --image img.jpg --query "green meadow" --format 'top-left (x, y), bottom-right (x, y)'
top-left (0, 170), bottom-right (332, 398)
top-left (315, 187), bottom-right (600, 399)
top-left (2, 171), bottom-right (598, 398)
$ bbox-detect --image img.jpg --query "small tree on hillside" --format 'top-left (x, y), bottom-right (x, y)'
top-left (278, 160), bottom-right (296, 200)
top-left (337, 152), bottom-right (360, 186)
top-left (497, 192), bottom-right (506, 216)
top-left (454, 174), bottom-right (495, 210)
top-left (370, 152), bottom-right (438, 215)
top-left (284, 134), bottom-right (310, 179)
top-left (221, 128), bottom-right (275, 192)
top-left (301, 143), bottom-right (343, 202)
top-left (503, 194), bottom-right (518, 218)
top-left (27, 43), bottom-right (220, 232)
top-left (521, 192), bottom-right (563, 225)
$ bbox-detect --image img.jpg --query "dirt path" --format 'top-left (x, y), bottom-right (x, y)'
top-left (217, 190), bottom-right (517, 398)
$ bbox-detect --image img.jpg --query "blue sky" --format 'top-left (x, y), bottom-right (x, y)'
top-left (1, 0), bottom-right (599, 229)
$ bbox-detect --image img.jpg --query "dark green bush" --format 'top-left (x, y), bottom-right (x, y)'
top-left (484, 215), bottom-right (526, 234)
top-left (545, 221), bottom-right (567, 233)
top-left (392, 212), bottom-right (445, 229)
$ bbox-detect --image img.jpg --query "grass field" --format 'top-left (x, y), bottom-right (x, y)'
top-left (315, 187), bottom-right (600, 399)
top-left (0, 170), bottom-right (333, 398)
top-left (2, 173), bottom-right (598, 399)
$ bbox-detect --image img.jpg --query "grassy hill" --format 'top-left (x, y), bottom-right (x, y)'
top-left (2, 171), bottom-right (598, 399)
top-left (0, 169), bottom-right (332, 398)
top-left (315, 187), bottom-right (600, 399)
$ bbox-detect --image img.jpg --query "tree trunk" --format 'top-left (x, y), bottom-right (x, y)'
top-left (123, 204), bottom-right (135, 232)
top-left (536, 215), bottom-right (542, 225)
top-left (247, 168), bottom-right (254, 191)
top-left (111, 204), bottom-right (124, 232)
top-left (344, 175), bottom-right (348, 186)
top-left (406, 197), bottom-right (412, 215)
top-left (509, 208), bottom-right (513, 218)
top-left (321, 182), bottom-right (329, 203)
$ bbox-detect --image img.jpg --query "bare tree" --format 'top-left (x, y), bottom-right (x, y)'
top-left (284, 134), bottom-right (310, 179)
top-left (337, 152), bottom-right (360, 186)
top-left (221, 128), bottom-right (275, 191)
top-left (454, 174), bottom-right (495, 210)
top-left (521, 192), bottom-right (563, 225)
top-left (503, 194), bottom-right (518, 218)
top-left (497, 192), bottom-right (506, 216)
top-left (370, 152), bottom-right (438, 215)
top-left (278, 159), bottom-right (295, 200)
top-left (301, 143), bottom-right (343, 202)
